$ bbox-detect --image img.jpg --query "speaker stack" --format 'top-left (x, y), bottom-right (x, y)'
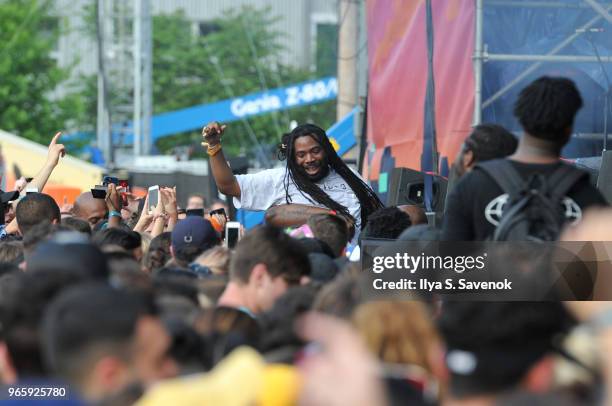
top-left (385, 168), bottom-right (448, 227)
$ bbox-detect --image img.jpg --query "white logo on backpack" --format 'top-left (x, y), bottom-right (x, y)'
top-left (484, 194), bottom-right (582, 226)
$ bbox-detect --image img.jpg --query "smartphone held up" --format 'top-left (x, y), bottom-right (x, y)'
top-left (225, 221), bottom-right (240, 248)
top-left (148, 186), bottom-right (159, 214)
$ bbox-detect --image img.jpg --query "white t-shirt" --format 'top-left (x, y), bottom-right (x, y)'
top-left (233, 166), bottom-right (363, 232)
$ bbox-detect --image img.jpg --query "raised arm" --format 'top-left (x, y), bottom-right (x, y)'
top-left (4, 132), bottom-right (66, 235)
top-left (104, 184), bottom-right (122, 229)
top-left (265, 204), bottom-right (334, 228)
top-left (26, 132), bottom-right (66, 194)
top-left (202, 122), bottom-right (241, 198)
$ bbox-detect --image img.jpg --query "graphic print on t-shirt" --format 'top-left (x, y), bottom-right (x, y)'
top-left (484, 193), bottom-right (582, 226)
top-left (322, 183), bottom-right (348, 192)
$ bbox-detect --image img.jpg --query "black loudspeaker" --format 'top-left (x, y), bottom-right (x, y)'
top-left (386, 168), bottom-right (448, 212)
top-left (597, 150), bottom-right (612, 204)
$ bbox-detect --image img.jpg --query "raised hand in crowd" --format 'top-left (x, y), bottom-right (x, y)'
top-left (121, 192), bottom-right (141, 225)
top-left (46, 131), bottom-right (66, 167)
top-left (129, 187), bottom-right (178, 235)
top-left (25, 132), bottom-right (66, 194)
top-left (14, 177), bottom-right (27, 193)
top-left (104, 183), bottom-right (123, 228)
top-left (133, 193), bottom-right (153, 234)
top-left (161, 186), bottom-right (178, 231)
top-left (201, 121), bottom-right (227, 147)
top-left (209, 210), bottom-right (227, 235)
top-left (147, 194), bottom-right (164, 234)
top-left (4, 132), bottom-right (67, 235)
top-left (202, 122), bottom-right (241, 198)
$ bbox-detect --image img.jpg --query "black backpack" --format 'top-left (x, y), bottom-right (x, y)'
top-left (475, 159), bottom-right (588, 241)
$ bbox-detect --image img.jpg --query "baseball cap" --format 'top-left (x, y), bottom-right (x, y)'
top-left (171, 217), bottom-right (219, 253)
top-left (0, 190), bottom-right (19, 205)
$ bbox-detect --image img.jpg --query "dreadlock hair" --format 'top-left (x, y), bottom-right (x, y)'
top-left (277, 124), bottom-right (383, 229)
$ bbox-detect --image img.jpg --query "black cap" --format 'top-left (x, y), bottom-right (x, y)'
top-left (171, 217), bottom-right (219, 253)
top-left (0, 190), bottom-right (19, 205)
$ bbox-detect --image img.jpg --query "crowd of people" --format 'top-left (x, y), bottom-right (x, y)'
top-left (0, 75), bottom-right (612, 406)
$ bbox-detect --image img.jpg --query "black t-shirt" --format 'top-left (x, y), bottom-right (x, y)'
top-left (442, 160), bottom-right (608, 241)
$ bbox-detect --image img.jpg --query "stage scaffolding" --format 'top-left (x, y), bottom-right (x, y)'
top-left (96, 0), bottom-right (152, 166)
top-left (473, 0), bottom-right (612, 127)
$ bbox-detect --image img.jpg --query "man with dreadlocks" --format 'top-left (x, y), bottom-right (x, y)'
top-left (201, 121), bottom-right (383, 243)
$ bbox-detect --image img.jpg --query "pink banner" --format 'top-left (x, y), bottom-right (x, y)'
top-left (433, 0), bottom-right (475, 165)
top-left (366, 0), bottom-right (474, 176)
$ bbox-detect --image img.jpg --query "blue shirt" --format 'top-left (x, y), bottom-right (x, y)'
top-left (0, 225), bottom-right (8, 240)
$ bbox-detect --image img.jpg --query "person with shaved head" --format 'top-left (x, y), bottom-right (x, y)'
top-left (73, 183), bottom-right (123, 230)
top-left (72, 192), bottom-right (108, 229)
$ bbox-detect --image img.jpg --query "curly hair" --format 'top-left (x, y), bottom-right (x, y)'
top-left (514, 76), bottom-right (583, 142)
top-left (362, 207), bottom-right (412, 240)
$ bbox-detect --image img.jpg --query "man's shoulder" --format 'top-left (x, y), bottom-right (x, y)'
top-left (446, 167), bottom-right (503, 212)
top-left (237, 166), bottom-right (286, 181)
top-left (256, 166), bottom-right (287, 175)
top-left (454, 167), bottom-right (497, 192)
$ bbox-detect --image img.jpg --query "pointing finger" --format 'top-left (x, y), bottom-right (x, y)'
top-left (51, 132), bottom-right (62, 145)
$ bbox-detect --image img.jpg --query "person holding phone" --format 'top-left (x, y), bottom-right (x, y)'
top-left (202, 122), bottom-right (383, 244)
top-left (205, 207), bottom-right (227, 235)
top-left (73, 183), bottom-right (125, 230)
top-left (133, 186), bottom-right (179, 237)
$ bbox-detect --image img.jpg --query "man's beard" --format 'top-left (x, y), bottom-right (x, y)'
top-left (298, 160), bottom-right (330, 182)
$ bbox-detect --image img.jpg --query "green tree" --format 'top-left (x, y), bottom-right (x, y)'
top-left (0, 0), bottom-right (84, 145)
top-left (78, 5), bottom-right (337, 161)
top-left (153, 6), bottom-right (336, 160)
